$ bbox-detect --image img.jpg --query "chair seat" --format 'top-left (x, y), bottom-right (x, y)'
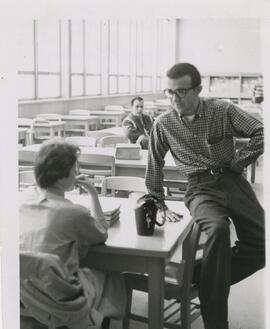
top-left (124, 261), bottom-right (188, 297)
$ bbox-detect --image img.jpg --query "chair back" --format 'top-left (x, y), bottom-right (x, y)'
top-left (19, 170), bottom-right (36, 191)
top-left (32, 118), bottom-right (51, 140)
top-left (20, 251), bottom-right (90, 329)
top-left (36, 114), bottom-right (62, 122)
top-left (78, 153), bottom-right (116, 185)
top-left (86, 131), bottom-right (114, 146)
top-left (69, 109), bottom-right (91, 116)
top-left (101, 176), bottom-right (147, 196)
top-left (105, 105), bottom-right (125, 112)
top-left (100, 135), bottom-right (129, 147)
top-left (65, 136), bottom-right (97, 147)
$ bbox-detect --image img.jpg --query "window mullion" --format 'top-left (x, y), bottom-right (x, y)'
top-left (59, 21), bottom-right (62, 97)
top-left (68, 20), bottom-right (72, 98)
top-left (82, 20), bottom-right (86, 96)
top-left (33, 20), bottom-right (38, 99)
top-left (141, 20), bottom-right (143, 92)
top-left (116, 20), bottom-right (119, 94)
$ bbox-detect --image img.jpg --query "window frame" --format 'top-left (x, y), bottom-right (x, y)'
top-left (18, 20), bottom-right (62, 101)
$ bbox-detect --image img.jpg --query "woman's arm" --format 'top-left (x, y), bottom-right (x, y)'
top-left (75, 175), bottom-right (107, 226)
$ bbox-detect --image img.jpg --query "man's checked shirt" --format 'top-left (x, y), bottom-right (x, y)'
top-left (146, 98), bottom-right (264, 200)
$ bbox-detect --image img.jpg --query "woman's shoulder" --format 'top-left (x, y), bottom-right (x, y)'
top-left (53, 201), bottom-right (91, 220)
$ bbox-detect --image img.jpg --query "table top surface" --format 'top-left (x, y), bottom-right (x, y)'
top-left (66, 195), bottom-right (192, 258)
top-left (88, 110), bottom-right (126, 115)
top-left (61, 115), bottom-right (99, 121)
top-left (98, 127), bottom-right (125, 136)
top-left (18, 127), bottom-right (28, 132)
top-left (33, 122), bottom-right (66, 128)
top-left (18, 119), bottom-right (65, 128)
top-left (19, 144), bottom-right (177, 169)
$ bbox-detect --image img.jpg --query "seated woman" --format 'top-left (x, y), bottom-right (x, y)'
top-left (19, 138), bottom-right (126, 329)
top-left (122, 96), bottom-right (153, 149)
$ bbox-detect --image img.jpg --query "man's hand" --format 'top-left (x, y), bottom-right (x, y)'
top-left (157, 208), bottom-right (183, 223)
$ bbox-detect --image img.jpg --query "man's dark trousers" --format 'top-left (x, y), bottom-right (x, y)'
top-left (184, 171), bottom-right (265, 329)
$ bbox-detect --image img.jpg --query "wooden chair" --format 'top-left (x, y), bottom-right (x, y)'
top-left (32, 117), bottom-right (64, 142)
top-left (19, 170), bottom-right (36, 191)
top-left (20, 251), bottom-right (111, 329)
top-left (123, 222), bottom-right (202, 329)
top-left (78, 153), bottom-right (116, 188)
top-left (101, 176), bottom-right (147, 197)
top-left (86, 131), bottom-right (114, 146)
top-left (20, 252), bottom-right (112, 329)
top-left (65, 136), bottom-right (97, 147)
top-left (64, 111), bottom-right (99, 136)
top-left (100, 135), bottom-right (129, 147)
top-left (69, 109), bottom-right (91, 116)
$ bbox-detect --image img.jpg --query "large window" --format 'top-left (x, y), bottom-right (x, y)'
top-left (108, 20), bottom-right (131, 95)
top-left (135, 20), bottom-right (153, 93)
top-left (156, 19), bottom-right (176, 91)
top-left (18, 19), bottom-right (176, 101)
top-left (69, 20), bottom-right (102, 97)
top-left (18, 20), bottom-right (62, 101)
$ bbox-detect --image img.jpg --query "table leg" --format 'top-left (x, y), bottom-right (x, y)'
top-left (148, 258), bottom-right (165, 329)
top-left (50, 128), bottom-right (54, 138)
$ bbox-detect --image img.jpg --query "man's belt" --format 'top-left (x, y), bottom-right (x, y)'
top-left (188, 167), bottom-right (232, 180)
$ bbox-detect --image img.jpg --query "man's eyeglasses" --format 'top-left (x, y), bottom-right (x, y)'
top-left (163, 87), bottom-right (194, 99)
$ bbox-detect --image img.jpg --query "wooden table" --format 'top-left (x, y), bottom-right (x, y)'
top-left (67, 195), bottom-right (193, 329)
top-left (33, 122), bottom-right (66, 139)
top-left (124, 107), bottom-right (157, 117)
top-left (18, 128), bottom-right (28, 146)
top-left (18, 118), bottom-right (33, 128)
top-left (19, 145), bottom-right (181, 181)
top-left (18, 119), bottom-right (65, 139)
top-left (88, 111), bottom-right (126, 127)
top-left (61, 115), bottom-right (100, 135)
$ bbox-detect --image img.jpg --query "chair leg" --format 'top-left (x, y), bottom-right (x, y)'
top-left (181, 299), bottom-right (191, 329)
top-left (122, 287), bottom-right (133, 329)
top-left (101, 317), bottom-right (111, 329)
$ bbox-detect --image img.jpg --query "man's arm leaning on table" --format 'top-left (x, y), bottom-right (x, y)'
top-left (146, 120), bottom-right (183, 222)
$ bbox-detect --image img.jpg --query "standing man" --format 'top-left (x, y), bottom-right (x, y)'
top-left (146, 63), bottom-right (265, 329)
top-left (122, 96), bottom-right (153, 149)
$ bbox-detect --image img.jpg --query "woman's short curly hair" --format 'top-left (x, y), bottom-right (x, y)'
top-left (34, 138), bottom-right (80, 188)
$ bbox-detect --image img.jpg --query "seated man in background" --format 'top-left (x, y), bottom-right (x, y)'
top-left (122, 96), bottom-right (153, 149)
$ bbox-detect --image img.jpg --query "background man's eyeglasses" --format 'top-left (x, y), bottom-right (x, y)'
top-left (163, 87), bottom-right (194, 99)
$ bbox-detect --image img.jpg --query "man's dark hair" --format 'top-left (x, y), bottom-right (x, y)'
top-left (34, 139), bottom-right (80, 188)
top-left (131, 96), bottom-right (144, 106)
top-left (167, 63), bottom-right (201, 88)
